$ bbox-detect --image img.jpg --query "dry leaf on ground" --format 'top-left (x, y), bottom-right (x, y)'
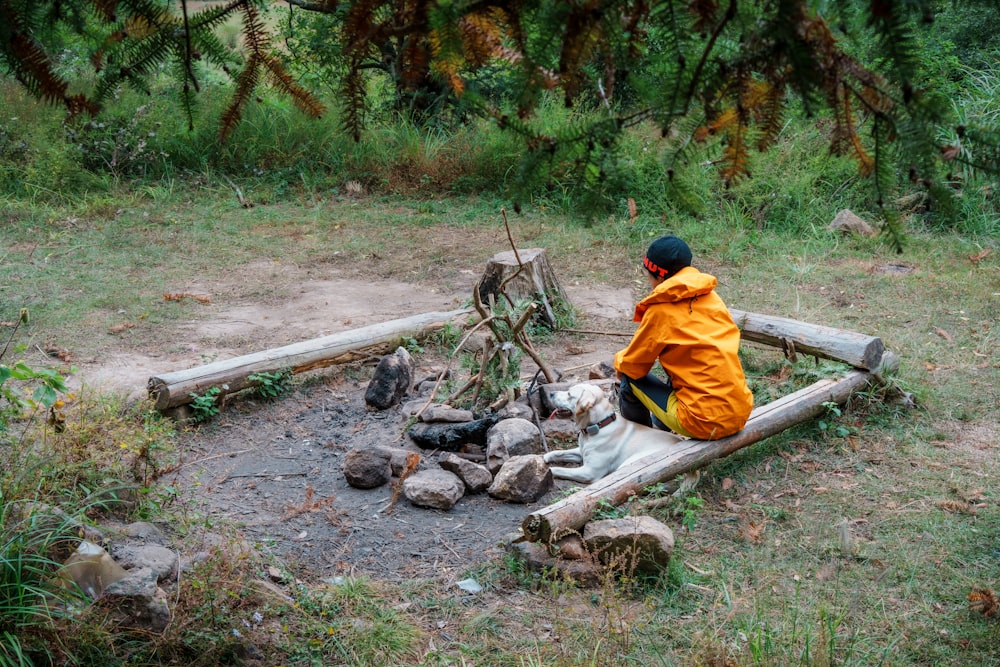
top-left (164, 292), bottom-right (212, 304)
top-left (968, 588), bottom-right (998, 618)
top-left (935, 499), bottom-right (977, 514)
top-left (968, 248), bottom-right (992, 264)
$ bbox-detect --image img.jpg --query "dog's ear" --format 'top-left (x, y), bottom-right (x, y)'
top-left (574, 388), bottom-right (598, 415)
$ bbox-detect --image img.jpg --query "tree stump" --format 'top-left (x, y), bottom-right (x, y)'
top-left (477, 248), bottom-right (568, 329)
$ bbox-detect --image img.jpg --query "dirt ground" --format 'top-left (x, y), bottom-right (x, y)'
top-left (72, 272), bottom-right (639, 583)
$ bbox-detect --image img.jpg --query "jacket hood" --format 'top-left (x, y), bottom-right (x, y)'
top-left (634, 266), bottom-right (717, 321)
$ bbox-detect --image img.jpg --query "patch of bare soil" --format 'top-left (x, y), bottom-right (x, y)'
top-left (74, 272), bottom-right (637, 582)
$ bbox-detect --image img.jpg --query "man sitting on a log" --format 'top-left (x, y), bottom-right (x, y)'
top-left (614, 235), bottom-right (753, 440)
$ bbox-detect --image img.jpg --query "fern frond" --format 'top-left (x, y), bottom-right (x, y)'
top-left (459, 10), bottom-right (506, 67)
top-left (219, 53), bottom-right (261, 141)
top-left (262, 55), bottom-right (325, 118)
top-left (341, 58), bottom-right (367, 142)
top-left (720, 118), bottom-right (750, 185)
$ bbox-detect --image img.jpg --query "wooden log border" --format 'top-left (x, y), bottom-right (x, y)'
top-left (521, 304), bottom-right (900, 543)
top-left (147, 308), bottom-right (473, 411)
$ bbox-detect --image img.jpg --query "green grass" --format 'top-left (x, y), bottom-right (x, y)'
top-left (1, 187), bottom-right (998, 665)
top-left (1, 71), bottom-right (999, 664)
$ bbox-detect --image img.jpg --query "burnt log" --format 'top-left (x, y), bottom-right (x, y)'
top-left (408, 416), bottom-right (500, 452)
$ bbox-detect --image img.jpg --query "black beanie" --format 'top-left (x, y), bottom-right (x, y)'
top-left (643, 235), bottom-right (692, 279)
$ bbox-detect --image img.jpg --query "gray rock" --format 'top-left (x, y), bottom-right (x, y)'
top-left (583, 516), bottom-right (674, 574)
top-left (399, 399), bottom-right (429, 417)
top-left (438, 453), bottom-right (492, 493)
top-left (402, 469), bottom-right (466, 510)
top-left (540, 418), bottom-right (577, 444)
top-left (343, 448), bottom-right (393, 489)
top-left (503, 534), bottom-right (602, 586)
top-left (828, 209), bottom-right (876, 237)
top-left (378, 446), bottom-right (419, 476)
top-left (419, 404), bottom-right (475, 423)
top-left (487, 455), bottom-right (553, 503)
top-left (588, 361), bottom-right (617, 380)
top-left (122, 521), bottom-right (167, 544)
top-left (497, 402), bottom-right (534, 421)
top-left (103, 567), bottom-right (171, 633)
top-left (487, 419), bottom-right (542, 475)
top-left (365, 347), bottom-right (414, 410)
top-left (109, 544), bottom-right (179, 583)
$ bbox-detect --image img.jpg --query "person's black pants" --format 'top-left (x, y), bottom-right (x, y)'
top-left (619, 373), bottom-right (673, 430)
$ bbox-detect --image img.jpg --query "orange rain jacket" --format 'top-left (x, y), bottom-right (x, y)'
top-left (614, 266), bottom-right (753, 440)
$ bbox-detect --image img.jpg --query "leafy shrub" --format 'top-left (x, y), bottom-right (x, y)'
top-left (188, 386), bottom-right (226, 423)
top-left (247, 369), bottom-right (293, 401)
top-left (0, 313), bottom-right (68, 443)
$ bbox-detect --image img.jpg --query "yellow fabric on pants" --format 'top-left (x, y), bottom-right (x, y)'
top-left (628, 382), bottom-right (695, 438)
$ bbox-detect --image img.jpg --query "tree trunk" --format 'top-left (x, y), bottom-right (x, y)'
top-left (147, 309), bottom-right (473, 411)
top-left (522, 359), bottom-right (895, 544)
top-left (477, 248), bottom-right (568, 329)
top-left (729, 309), bottom-right (884, 371)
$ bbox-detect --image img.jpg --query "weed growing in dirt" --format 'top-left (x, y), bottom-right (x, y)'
top-left (188, 386), bottom-right (226, 423)
top-left (247, 368), bottom-right (293, 401)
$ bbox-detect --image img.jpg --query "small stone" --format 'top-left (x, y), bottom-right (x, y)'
top-left (402, 469), bottom-right (466, 510)
top-left (828, 209), bottom-right (876, 237)
top-left (343, 448), bottom-right (393, 489)
top-left (497, 402), bottom-right (534, 421)
top-left (588, 361), bottom-right (616, 380)
top-left (419, 404), bottom-right (475, 423)
top-left (487, 455), bottom-right (553, 503)
top-left (487, 418), bottom-right (542, 458)
top-left (438, 453), bottom-right (492, 493)
top-left (365, 347), bottom-right (414, 410)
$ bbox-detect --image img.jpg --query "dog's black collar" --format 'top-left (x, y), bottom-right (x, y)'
top-left (582, 413), bottom-right (616, 436)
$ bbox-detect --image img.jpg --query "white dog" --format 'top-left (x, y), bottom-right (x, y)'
top-left (543, 383), bottom-right (688, 484)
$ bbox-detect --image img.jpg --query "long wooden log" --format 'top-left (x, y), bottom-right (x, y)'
top-left (729, 308), bottom-right (884, 371)
top-left (148, 309), bottom-right (473, 410)
top-left (522, 367), bottom-right (878, 543)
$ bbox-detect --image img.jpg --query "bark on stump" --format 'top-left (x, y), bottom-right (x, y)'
top-left (477, 248), bottom-right (568, 329)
